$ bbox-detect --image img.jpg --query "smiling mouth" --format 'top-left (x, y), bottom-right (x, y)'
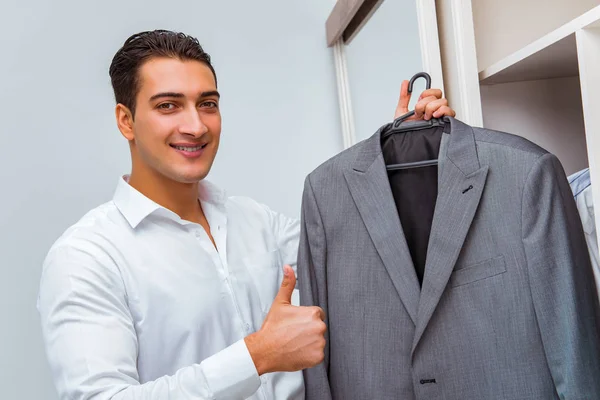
top-left (170, 143), bottom-right (208, 152)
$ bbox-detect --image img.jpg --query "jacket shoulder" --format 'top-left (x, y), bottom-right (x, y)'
top-left (306, 138), bottom-right (368, 186)
top-left (472, 126), bottom-right (548, 157)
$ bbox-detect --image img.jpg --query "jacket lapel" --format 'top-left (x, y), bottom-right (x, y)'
top-left (344, 130), bottom-right (421, 325)
top-left (411, 118), bottom-right (489, 354)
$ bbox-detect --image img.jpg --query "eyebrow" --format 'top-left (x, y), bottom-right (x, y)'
top-left (149, 91), bottom-right (221, 102)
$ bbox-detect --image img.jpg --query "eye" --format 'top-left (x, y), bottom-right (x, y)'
top-left (200, 101), bottom-right (218, 109)
top-left (157, 103), bottom-right (176, 110)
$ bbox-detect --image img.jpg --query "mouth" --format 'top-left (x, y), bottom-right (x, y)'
top-left (170, 143), bottom-right (209, 158)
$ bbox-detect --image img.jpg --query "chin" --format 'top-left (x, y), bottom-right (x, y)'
top-left (161, 158), bottom-right (214, 184)
top-left (170, 169), bottom-right (209, 184)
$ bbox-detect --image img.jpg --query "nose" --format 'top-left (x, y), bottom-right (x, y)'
top-left (178, 108), bottom-right (208, 137)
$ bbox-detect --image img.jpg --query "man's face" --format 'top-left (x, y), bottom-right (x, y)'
top-left (125, 57), bottom-right (221, 184)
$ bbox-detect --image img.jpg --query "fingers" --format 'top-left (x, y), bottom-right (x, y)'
top-left (310, 308), bottom-right (327, 337)
top-left (274, 265), bottom-right (296, 305)
top-left (395, 83), bottom-right (455, 122)
top-left (316, 321), bottom-right (327, 341)
top-left (419, 88), bottom-right (443, 100)
top-left (424, 98), bottom-right (449, 120)
top-left (433, 105), bottom-right (456, 118)
top-left (310, 306), bottom-right (326, 321)
top-left (414, 95), bottom-right (439, 119)
top-left (415, 97), bottom-right (452, 120)
top-left (394, 80), bottom-right (411, 119)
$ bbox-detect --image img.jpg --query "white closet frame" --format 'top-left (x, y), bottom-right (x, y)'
top-left (443, 0), bottom-right (483, 126)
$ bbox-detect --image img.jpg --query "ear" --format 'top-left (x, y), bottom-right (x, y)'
top-left (115, 104), bottom-right (135, 141)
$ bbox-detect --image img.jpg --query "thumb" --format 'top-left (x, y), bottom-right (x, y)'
top-left (394, 80), bottom-right (411, 119)
top-left (274, 265), bottom-right (296, 305)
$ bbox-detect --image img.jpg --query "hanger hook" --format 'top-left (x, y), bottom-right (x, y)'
top-left (407, 72), bottom-right (432, 94)
top-left (392, 71), bottom-right (433, 127)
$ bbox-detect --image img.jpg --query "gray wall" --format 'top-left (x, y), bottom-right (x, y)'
top-left (0, 1), bottom-right (342, 398)
top-left (345, 0), bottom-right (423, 142)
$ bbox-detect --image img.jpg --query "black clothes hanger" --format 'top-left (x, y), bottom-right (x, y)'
top-left (393, 72), bottom-right (431, 121)
top-left (382, 72), bottom-right (447, 171)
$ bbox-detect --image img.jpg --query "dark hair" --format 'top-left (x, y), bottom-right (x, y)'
top-left (109, 30), bottom-right (217, 117)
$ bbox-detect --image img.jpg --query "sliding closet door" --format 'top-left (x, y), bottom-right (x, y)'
top-left (345, 0), bottom-right (424, 141)
top-left (326, 0), bottom-right (444, 146)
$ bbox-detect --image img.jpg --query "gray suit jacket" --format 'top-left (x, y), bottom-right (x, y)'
top-left (298, 117), bottom-right (600, 400)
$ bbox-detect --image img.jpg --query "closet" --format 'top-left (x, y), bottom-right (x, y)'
top-left (437, 0), bottom-right (600, 254)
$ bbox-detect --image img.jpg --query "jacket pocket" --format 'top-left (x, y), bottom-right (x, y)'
top-left (450, 255), bottom-right (506, 288)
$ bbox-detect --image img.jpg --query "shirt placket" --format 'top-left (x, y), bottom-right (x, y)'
top-left (202, 205), bottom-right (269, 399)
top-left (200, 204), bottom-right (257, 335)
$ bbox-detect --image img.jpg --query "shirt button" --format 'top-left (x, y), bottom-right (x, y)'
top-left (245, 323), bottom-right (251, 332)
top-left (261, 376), bottom-right (267, 385)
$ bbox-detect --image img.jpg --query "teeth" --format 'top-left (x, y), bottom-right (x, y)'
top-left (174, 145), bottom-right (203, 152)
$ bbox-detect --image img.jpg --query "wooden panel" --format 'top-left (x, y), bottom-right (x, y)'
top-left (326, 0), bottom-right (384, 46)
top-left (326, 0), bottom-right (361, 46)
top-left (342, 0), bottom-right (384, 44)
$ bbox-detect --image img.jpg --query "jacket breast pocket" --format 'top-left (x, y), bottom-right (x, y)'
top-left (244, 249), bottom-right (283, 312)
top-left (450, 255), bottom-right (506, 288)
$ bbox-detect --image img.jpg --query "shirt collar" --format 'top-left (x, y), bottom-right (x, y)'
top-left (113, 175), bottom-right (227, 229)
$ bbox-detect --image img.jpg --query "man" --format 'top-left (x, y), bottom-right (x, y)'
top-left (38, 30), bottom-right (455, 399)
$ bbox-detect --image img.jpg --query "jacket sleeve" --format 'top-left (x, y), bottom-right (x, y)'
top-left (297, 176), bottom-right (333, 400)
top-left (522, 153), bottom-right (600, 398)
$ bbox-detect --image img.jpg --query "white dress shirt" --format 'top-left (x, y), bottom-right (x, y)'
top-left (37, 176), bottom-right (303, 400)
top-left (568, 169), bottom-right (600, 303)
top-left (574, 185), bottom-right (600, 297)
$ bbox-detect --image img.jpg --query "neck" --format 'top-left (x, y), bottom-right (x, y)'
top-left (128, 166), bottom-right (204, 224)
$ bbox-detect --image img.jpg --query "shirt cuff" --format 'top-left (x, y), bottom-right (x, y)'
top-left (201, 339), bottom-right (261, 399)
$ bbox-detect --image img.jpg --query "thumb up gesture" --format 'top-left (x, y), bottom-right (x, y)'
top-left (245, 265), bottom-right (326, 374)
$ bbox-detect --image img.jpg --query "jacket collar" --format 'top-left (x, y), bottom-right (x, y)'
top-left (352, 117), bottom-right (480, 177)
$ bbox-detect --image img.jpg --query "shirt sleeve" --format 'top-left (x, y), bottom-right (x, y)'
top-left (38, 244), bottom-right (261, 400)
top-left (261, 204), bottom-right (300, 278)
top-left (522, 153), bottom-right (600, 398)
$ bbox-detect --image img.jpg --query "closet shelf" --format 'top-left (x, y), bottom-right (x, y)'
top-left (479, 5), bottom-right (600, 85)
